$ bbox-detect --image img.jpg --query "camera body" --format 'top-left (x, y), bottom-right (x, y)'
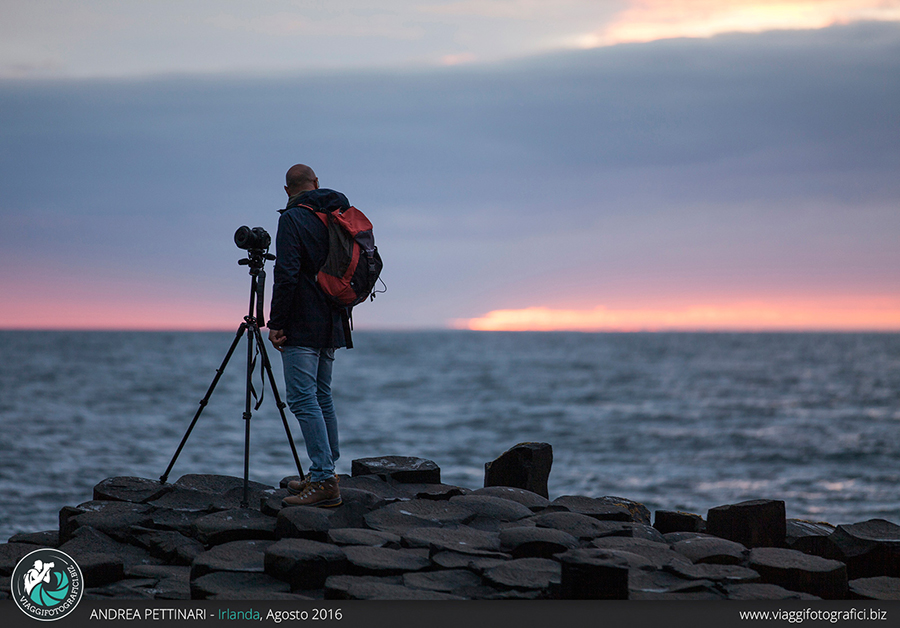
top-left (234, 226), bottom-right (271, 251)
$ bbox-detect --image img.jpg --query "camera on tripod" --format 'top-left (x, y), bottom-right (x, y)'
top-left (234, 225), bottom-right (271, 251)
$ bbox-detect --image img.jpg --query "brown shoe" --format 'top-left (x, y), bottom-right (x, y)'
top-left (287, 474), bottom-right (339, 496)
top-left (282, 476), bottom-right (341, 508)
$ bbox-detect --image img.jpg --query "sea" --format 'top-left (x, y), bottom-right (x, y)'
top-left (1, 330), bottom-right (898, 541)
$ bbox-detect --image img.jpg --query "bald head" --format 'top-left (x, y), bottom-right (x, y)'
top-left (285, 164), bottom-right (319, 196)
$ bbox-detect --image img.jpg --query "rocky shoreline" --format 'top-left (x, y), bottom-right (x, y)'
top-left (1, 444), bottom-right (898, 601)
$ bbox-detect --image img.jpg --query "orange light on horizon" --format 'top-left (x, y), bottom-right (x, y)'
top-left (455, 301), bottom-right (900, 332)
top-left (576, 0), bottom-right (900, 48)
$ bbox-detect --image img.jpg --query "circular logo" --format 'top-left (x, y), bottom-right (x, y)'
top-left (11, 549), bottom-right (83, 621)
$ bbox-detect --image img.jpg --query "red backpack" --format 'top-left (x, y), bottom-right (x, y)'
top-left (300, 204), bottom-right (384, 309)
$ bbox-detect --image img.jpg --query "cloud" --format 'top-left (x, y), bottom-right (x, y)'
top-left (581, 0), bottom-right (900, 47)
top-left (1, 23), bottom-right (898, 329)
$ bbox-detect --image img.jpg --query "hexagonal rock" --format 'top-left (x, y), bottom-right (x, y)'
top-left (471, 486), bottom-right (550, 511)
top-left (342, 546), bottom-right (432, 576)
top-left (610, 523), bottom-right (667, 543)
top-left (401, 483), bottom-right (471, 501)
top-left (279, 488), bottom-right (386, 534)
top-left (191, 508), bottom-right (276, 546)
top-left (364, 500), bottom-right (473, 534)
top-left (591, 537), bottom-right (691, 569)
top-left (146, 487), bottom-right (232, 513)
top-left (631, 590), bottom-right (724, 601)
top-left (785, 519), bottom-right (835, 557)
top-left (724, 583), bottom-right (820, 600)
top-left (147, 509), bottom-right (196, 537)
top-left (748, 547), bottom-right (848, 599)
top-left (324, 575), bottom-right (464, 600)
top-left (527, 512), bottom-right (630, 541)
top-left (128, 527), bottom-right (206, 565)
top-left (499, 526), bottom-right (579, 559)
top-left (654, 510), bottom-right (705, 534)
top-left (264, 538), bottom-right (348, 590)
top-left (59, 526), bottom-right (162, 571)
top-left (190, 539), bottom-right (273, 579)
top-left (483, 557), bottom-right (561, 593)
top-left (261, 489), bottom-right (291, 517)
top-left (550, 495), bottom-right (651, 525)
top-left (126, 565), bottom-right (191, 600)
top-left (174, 474), bottom-right (272, 495)
top-left (483, 442), bottom-right (553, 498)
top-left (0, 543), bottom-right (38, 576)
top-left (351, 456), bottom-right (441, 484)
top-left (556, 549), bottom-right (630, 600)
top-left (62, 501), bottom-right (155, 543)
top-left (324, 574), bottom-right (401, 599)
top-left (327, 528), bottom-right (401, 548)
top-left (8, 530), bottom-right (59, 547)
top-left (826, 519), bottom-right (900, 579)
top-left (663, 532), bottom-right (715, 544)
top-left (275, 506), bottom-right (337, 542)
top-left (848, 576), bottom-right (900, 601)
top-left (401, 526), bottom-right (502, 556)
top-left (403, 569), bottom-right (483, 593)
top-left (672, 536), bottom-right (748, 565)
top-left (630, 570), bottom-right (721, 598)
top-left (666, 562), bottom-right (760, 584)
top-left (93, 477), bottom-right (173, 504)
top-left (72, 553), bottom-right (126, 588)
top-left (86, 577), bottom-right (159, 599)
top-left (330, 487), bottom-right (391, 523)
top-left (335, 475), bottom-right (411, 501)
top-left (450, 495), bottom-right (534, 524)
top-left (707, 499), bottom-right (786, 549)
top-left (171, 474), bottom-right (276, 512)
top-left (430, 551), bottom-right (509, 573)
top-left (190, 571), bottom-right (290, 600)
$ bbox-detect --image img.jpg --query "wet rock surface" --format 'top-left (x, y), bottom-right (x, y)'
top-left (707, 499), bottom-right (787, 549)
top-left (848, 576), bottom-right (900, 601)
top-left (351, 456), bottom-right (441, 484)
top-left (483, 442), bottom-right (553, 498)
top-left (654, 510), bottom-right (705, 534)
top-left (825, 519), bottom-right (900, 579)
top-left (786, 519), bottom-right (836, 557)
top-left (748, 547), bottom-right (848, 599)
top-left (2, 450), bottom-right (896, 600)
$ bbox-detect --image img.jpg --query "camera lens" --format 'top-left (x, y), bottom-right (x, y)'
top-left (234, 225), bottom-right (271, 250)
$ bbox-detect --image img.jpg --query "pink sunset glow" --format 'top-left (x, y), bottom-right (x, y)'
top-left (455, 298), bottom-right (900, 332)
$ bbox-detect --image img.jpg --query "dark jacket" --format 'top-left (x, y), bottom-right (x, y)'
top-left (267, 189), bottom-right (348, 348)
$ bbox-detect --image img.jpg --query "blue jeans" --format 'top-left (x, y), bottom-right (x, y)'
top-left (281, 346), bottom-right (339, 482)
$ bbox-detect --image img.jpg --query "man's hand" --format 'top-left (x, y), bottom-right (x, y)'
top-left (268, 329), bottom-right (287, 351)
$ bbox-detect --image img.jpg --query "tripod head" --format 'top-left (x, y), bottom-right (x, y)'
top-left (238, 249), bottom-right (276, 273)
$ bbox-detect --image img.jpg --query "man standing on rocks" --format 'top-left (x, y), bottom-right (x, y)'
top-left (268, 163), bottom-right (346, 508)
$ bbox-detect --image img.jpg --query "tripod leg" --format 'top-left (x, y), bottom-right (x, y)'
top-left (241, 317), bottom-right (255, 508)
top-left (160, 322), bottom-right (248, 484)
top-left (251, 324), bottom-right (305, 481)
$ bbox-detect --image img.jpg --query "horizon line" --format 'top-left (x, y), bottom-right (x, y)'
top-left (1, 326), bottom-right (898, 334)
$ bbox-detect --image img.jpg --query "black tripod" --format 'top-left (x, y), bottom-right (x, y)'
top-left (160, 248), bottom-right (304, 507)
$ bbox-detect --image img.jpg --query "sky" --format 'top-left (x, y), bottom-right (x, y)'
top-left (1, 1), bottom-right (899, 331)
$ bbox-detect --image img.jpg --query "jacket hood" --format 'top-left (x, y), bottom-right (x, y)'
top-left (281, 188), bottom-right (350, 214)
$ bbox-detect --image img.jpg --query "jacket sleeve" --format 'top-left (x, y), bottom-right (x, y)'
top-left (267, 211), bottom-right (304, 330)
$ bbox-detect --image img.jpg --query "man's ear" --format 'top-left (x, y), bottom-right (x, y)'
top-left (284, 185), bottom-right (290, 196)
